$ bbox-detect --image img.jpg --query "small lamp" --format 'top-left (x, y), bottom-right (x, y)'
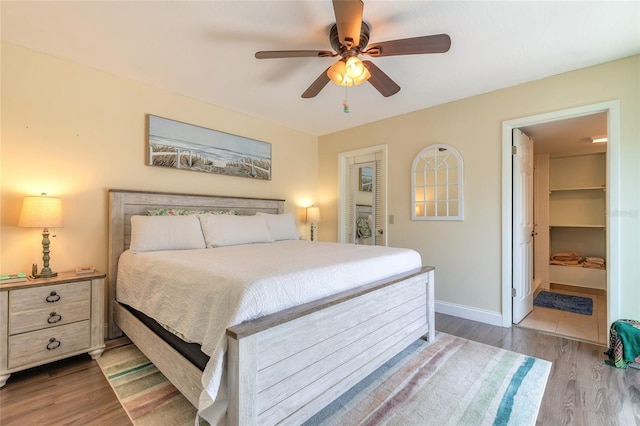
top-left (305, 206), bottom-right (321, 242)
top-left (19, 193), bottom-right (63, 278)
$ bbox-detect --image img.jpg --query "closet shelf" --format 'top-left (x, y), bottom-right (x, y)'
top-left (548, 263), bottom-right (606, 271)
top-left (547, 153), bottom-right (607, 291)
top-left (550, 224), bottom-right (606, 228)
top-left (549, 264), bottom-right (606, 289)
top-left (550, 186), bottom-right (605, 192)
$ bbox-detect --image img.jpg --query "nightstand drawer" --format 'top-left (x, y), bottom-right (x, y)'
top-left (9, 301), bottom-right (90, 335)
top-left (8, 320), bottom-right (90, 369)
top-left (9, 281), bottom-right (90, 312)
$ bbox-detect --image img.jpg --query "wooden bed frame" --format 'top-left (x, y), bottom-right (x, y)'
top-left (107, 189), bottom-right (435, 425)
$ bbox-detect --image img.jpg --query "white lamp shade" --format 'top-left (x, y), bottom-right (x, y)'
top-left (19, 195), bottom-right (63, 228)
top-left (306, 206), bottom-right (321, 223)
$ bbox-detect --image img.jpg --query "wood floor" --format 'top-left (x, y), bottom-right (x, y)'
top-left (0, 339), bottom-right (132, 426)
top-left (1, 313), bottom-right (638, 425)
top-left (437, 313), bottom-right (640, 425)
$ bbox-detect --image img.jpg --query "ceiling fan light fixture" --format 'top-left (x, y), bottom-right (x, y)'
top-left (327, 59), bottom-right (347, 84)
top-left (327, 57), bottom-right (371, 87)
top-left (345, 56), bottom-right (366, 79)
top-left (350, 66), bottom-right (371, 86)
top-left (337, 76), bottom-right (355, 87)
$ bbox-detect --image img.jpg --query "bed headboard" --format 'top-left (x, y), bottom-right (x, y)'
top-left (107, 189), bottom-right (285, 339)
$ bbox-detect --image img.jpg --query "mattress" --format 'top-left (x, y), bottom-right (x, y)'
top-left (121, 302), bottom-right (210, 371)
top-left (116, 240), bottom-right (422, 423)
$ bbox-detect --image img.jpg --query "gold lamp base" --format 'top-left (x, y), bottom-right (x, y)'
top-left (34, 270), bottom-right (58, 279)
top-left (35, 227), bottom-right (57, 279)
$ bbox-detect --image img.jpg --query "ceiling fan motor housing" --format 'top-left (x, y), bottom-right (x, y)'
top-left (330, 22), bottom-right (370, 57)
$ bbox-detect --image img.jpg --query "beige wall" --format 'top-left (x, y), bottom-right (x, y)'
top-left (2, 41), bottom-right (637, 325)
top-left (1, 42), bottom-right (318, 276)
top-left (318, 55), bottom-right (640, 320)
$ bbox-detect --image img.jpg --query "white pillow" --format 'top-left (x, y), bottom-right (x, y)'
top-left (256, 212), bottom-right (299, 241)
top-left (198, 214), bottom-right (273, 247)
top-left (129, 215), bottom-right (206, 253)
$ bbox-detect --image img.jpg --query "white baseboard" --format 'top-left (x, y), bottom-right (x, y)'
top-left (435, 300), bottom-right (504, 327)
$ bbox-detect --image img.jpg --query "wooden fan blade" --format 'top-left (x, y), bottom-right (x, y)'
top-left (364, 34), bottom-right (451, 57)
top-left (332, 0), bottom-right (364, 48)
top-left (256, 50), bottom-right (335, 59)
top-left (362, 61), bottom-right (400, 97)
top-left (302, 68), bottom-right (331, 98)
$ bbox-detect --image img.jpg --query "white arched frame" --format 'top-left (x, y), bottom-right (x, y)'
top-left (412, 143), bottom-right (464, 221)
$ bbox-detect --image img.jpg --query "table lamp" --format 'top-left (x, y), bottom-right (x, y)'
top-left (19, 193), bottom-right (63, 278)
top-left (305, 206), bottom-right (321, 242)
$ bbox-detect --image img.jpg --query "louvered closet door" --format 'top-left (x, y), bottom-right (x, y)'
top-left (354, 161), bottom-right (375, 246)
top-left (374, 153), bottom-right (385, 246)
top-left (347, 162), bottom-right (356, 243)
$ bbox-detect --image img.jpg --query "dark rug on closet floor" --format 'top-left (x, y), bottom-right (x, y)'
top-left (533, 291), bottom-right (593, 315)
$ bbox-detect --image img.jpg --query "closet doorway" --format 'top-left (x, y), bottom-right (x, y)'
top-left (518, 113), bottom-right (608, 344)
top-left (337, 145), bottom-right (387, 246)
top-left (501, 101), bottom-right (620, 345)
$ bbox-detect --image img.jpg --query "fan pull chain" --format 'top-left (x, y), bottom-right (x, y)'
top-left (343, 86), bottom-right (350, 114)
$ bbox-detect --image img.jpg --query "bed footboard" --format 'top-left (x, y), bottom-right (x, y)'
top-left (114, 302), bottom-right (203, 407)
top-left (226, 267), bottom-right (435, 426)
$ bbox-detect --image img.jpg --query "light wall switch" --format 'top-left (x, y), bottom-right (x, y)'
top-left (388, 215), bottom-right (394, 225)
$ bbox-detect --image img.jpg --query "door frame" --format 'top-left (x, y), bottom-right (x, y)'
top-left (501, 101), bottom-right (620, 327)
top-left (338, 144), bottom-right (388, 245)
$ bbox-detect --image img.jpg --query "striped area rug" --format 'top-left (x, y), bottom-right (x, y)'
top-left (305, 332), bottom-right (551, 425)
top-left (98, 333), bottom-right (550, 425)
top-left (96, 342), bottom-right (199, 426)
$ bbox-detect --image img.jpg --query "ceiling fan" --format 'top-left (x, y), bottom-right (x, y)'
top-left (255, 0), bottom-right (451, 98)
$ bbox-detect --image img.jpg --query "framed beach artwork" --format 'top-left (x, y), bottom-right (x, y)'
top-left (147, 115), bottom-right (272, 180)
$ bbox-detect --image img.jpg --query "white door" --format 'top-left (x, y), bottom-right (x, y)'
top-left (352, 162), bottom-right (376, 245)
top-left (512, 129), bottom-right (534, 323)
top-left (338, 145), bottom-right (388, 246)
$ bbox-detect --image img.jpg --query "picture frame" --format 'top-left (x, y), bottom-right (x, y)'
top-left (147, 114), bottom-right (272, 180)
top-left (359, 166), bottom-right (373, 192)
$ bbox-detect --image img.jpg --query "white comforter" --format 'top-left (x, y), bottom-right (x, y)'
top-left (116, 240), bottom-right (422, 424)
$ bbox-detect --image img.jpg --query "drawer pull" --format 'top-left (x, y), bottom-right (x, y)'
top-left (45, 291), bottom-right (61, 303)
top-left (46, 338), bottom-right (61, 350)
top-left (47, 312), bottom-right (62, 324)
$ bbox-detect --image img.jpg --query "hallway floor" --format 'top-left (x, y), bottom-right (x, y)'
top-left (517, 287), bottom-right (608, 345)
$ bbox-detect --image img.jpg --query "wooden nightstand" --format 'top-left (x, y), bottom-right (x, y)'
top-left (0, 271), bottom-right (106, 387)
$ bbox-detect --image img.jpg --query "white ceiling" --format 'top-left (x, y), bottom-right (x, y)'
top-left (521, 112), bottom-right (608, 156)
top-left (1, 1), bottom-right (639, 137)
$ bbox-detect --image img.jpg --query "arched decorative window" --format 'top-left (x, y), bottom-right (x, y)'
top-left (412, 144), bottom-right (464, 221)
